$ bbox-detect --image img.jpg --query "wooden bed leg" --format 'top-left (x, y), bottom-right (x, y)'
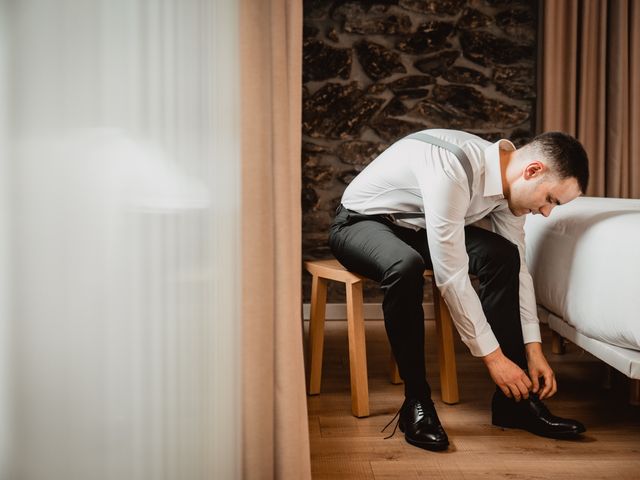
top-left (551, 330), bottom-right (566, 355)
top-left (630, 379), bottom-right (640, 406)
top-left (602, 365), bottom-right (613, 390)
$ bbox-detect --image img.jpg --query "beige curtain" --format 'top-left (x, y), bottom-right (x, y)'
top-left (540, 0), bottom-right (640, 198)
top-left (240, 0), bottom-right (311, 479)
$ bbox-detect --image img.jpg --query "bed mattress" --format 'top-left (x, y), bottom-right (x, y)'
top-left (524, 196), bottom-right (640, 351)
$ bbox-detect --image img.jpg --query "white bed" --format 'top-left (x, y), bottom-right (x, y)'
top-left (524, 196), bottom-right (640, 403)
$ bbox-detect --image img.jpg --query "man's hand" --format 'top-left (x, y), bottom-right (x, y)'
top-left (525, 342), bottom-right (557, 400)
top-left (483, 347), bottom-right (532, 401)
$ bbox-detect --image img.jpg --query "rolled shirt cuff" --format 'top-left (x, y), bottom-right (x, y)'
top-left (463, 330), bottom-right (500, 357)
top-left (522, 322), bottom-right (542, 344)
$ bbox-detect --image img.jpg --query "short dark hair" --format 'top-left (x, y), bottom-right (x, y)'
top-left (526, 131), bottom-right (590, 194)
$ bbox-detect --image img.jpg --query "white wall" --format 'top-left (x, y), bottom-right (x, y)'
top-left (2, 0), bottom-right (241, 478)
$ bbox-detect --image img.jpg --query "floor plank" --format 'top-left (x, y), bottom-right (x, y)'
top-left (306, 320), bottom-right (640, 479)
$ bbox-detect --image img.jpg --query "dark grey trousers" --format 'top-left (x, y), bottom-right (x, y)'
top-left (328, 204), bottom-right (526, 400)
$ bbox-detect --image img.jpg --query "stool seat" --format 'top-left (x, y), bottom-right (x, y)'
top-left (304, 258), bottom-right (365, 283)
top-left (304, 258), bottom-right (459, 418)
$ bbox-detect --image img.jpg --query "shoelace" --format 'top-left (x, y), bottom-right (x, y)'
top-left (380, 400), bottom-right (426, 440)
top-left (380, 406), bottom-right (401, 440)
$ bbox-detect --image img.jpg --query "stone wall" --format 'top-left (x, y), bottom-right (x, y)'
top-left (302, 0), bottom-right (538, 303)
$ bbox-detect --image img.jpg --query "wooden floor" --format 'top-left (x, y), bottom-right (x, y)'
top-left (305, 320), bottom-right (640, 480)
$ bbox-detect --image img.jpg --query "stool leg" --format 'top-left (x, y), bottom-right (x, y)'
top-left (308, 275), bottom-right (327, 395)
top-left (389, 351), bottom-right (403, 384)
top-left (346, 280), bottom-right (370, 417)
top-left (433, 279), bottom-right (459, 404)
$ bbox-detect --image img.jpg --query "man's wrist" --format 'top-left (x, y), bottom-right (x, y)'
top-left (482, 346), bottom-right (503, 365)
top-left (525, 342), bottom-right (543, 357)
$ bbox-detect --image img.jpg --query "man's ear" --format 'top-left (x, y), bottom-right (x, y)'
top-left (523, 161), bottom-right (544, 180)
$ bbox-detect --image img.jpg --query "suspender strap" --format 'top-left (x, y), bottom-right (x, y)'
top-left (407, 132), bottom-right (474, 197)
top-left (390, 132), bottom-right (474, 220)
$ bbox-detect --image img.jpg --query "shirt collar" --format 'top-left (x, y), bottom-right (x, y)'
top-left (483, 139), bottom-right (515, 198)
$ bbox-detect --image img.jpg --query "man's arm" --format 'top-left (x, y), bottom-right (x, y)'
top-left (490, 208), bottom-right (557, 399)
top-left (412, 151), bottom-right (498, 356)
top-left (411, 150), bottom-right (533, 400)
top-left (490, 208), bottom-right (541, 345)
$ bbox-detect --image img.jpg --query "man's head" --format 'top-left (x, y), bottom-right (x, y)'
top-left (504, 132), bottom-right (589, 217)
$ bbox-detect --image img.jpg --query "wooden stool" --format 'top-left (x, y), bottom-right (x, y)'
top-left (305, 258), bottom-right (459, 418)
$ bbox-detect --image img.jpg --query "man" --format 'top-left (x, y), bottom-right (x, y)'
top-left (328, 129), bottom-right (589, 451)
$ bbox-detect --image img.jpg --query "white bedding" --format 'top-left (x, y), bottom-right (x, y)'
top-left (524, 196), bottom-right (640, 351)
top-left (538, 306), bottom-right (640, 379)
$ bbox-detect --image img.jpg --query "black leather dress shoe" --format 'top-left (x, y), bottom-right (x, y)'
top-left (398, 398), bottom-right (449, 451)
top-left (492, 392), bottom-right (586, 439)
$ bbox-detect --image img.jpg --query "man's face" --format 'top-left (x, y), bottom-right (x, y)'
top-left (508, 163), bottom-right (582, 217)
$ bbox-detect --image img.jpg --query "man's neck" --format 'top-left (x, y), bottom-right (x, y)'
top-left (499, 148), bottom-right (514, 199)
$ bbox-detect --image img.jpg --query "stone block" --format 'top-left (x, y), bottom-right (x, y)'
top-left (379, 97), bottom-right (409, 117)
top-left (496, 7), bottom-right (536, 43)
top-left (303, 82), bottom-right (385, 139)
top-left (457, 8), bottom-right (492, 29)
top-left (335, 140), bottom-right (385, 165)
top-left (303, 39), bottom-right (351, 82)
top-left (387, 75), bottom-right (435, 99)
top-left (460, 30), bottom-right (534, 66)
top-left (414, 50), bottom-right (461, 76)
top-left (442, 66), bottom-right (490, 86)
top-left (396, 21), bottom-right (454, 54)
top-left (355, 40), bottom-right (407, 81)
top-left (398, 0), bottom-right (466, 16)
top-left (370, 116), bottom-right (427, 142)
top-left (344, 13), bottom-right (412, 35)
top-left (407, 84), bottom-right (530, 129)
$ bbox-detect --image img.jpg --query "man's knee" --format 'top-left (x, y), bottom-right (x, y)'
top-left (382, 251), bottom-right (425, 288)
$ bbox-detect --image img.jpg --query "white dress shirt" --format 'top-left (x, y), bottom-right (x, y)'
top-left (341, 128), bottom-right (541, 357)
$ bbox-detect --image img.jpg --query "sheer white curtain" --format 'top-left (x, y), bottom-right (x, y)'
top-left (0, 1), bottom-right (10, 475)
top-left (2, 1), bottom-right (241, 479)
